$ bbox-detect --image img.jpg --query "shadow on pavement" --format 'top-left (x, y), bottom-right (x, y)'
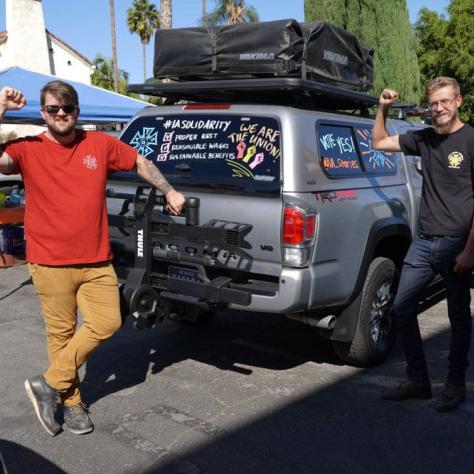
top-left (0, 277), bottom-right (32, 303)
top-left (140, 325), bottom-right (474, 474)
top-left (79, 307), bottom-right (474, 474)
top-left (81, 310), bottom-right (340, 406)
top-left (0, 440), bottom-right (66, 474)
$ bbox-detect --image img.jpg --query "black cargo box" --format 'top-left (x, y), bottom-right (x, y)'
top-left (153, 19), bottom-right (373, 90)
top-left (216, 19), bottom-right (303, 76)
top-left (301, 22), bottom-right (373, 90)
top-left (153, 26), bottom-right (217, 78)
top-left (153, 19), bottom-right (302, 80)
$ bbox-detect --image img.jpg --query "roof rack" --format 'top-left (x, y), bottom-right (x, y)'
top-left (391, 104), bottom-right (431, 120)
top-left (128, 77), bottom-right (380, 112)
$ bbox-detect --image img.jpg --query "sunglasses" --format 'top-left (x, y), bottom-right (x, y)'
top-left (42, 104), bottom-right (78, 114)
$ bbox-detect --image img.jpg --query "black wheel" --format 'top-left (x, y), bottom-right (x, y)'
top-left (333, 257), bottom-right (398, 367)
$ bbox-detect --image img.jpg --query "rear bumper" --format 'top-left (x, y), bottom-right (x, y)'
top-left (119, 263), bottom-right (316, 315)
top-left (229, 267), bottom-right (313, 313)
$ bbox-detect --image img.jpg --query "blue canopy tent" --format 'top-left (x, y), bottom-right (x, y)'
top-left (0, 66), bottom-right (150, 124)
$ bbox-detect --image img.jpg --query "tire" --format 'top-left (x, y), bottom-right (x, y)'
top-left (333, 257), bottom-right (398, 367)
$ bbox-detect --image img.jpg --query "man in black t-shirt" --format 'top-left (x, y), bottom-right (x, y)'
top-left (372, 76), bottom-right (474, 412)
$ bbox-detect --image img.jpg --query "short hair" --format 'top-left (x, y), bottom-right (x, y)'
top-left (425, 76), bottom-right (460, 98)
top-left (40, 80), bottom-right (79, 106)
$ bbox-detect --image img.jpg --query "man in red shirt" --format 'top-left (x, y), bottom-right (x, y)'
top-left (0, 81), bottom-right (185, 436)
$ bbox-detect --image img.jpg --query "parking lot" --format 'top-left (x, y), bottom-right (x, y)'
top-left (1, 263), bottom-right (474, 474)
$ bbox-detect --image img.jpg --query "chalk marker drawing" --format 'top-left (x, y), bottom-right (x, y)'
top-left (129, 127), bottom-right (159, 157)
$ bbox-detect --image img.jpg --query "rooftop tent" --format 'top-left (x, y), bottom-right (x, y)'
top-left (0, 66), bottom-right (150, 124)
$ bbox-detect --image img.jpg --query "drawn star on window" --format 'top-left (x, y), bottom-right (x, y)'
top-left (356, 128), bottom-right (395, 169)
top-left (129, 127), bottom-right (159, 157)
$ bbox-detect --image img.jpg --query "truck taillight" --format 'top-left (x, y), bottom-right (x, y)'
top-left (282, 205), bottom-right (317, 268)
top-left (283, 206), bottom-right (316, 245)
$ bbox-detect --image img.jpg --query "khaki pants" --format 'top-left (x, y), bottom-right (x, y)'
top-left (28, 262), bottom-right (122, 407)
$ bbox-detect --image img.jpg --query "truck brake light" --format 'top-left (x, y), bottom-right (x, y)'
top-left (283, 206), bottom-right (316, 245)
top-left (282, 205), bottom-right (317, 268)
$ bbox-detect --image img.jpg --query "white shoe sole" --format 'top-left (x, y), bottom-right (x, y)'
top-left (66, 425), bottom-right (94, 435)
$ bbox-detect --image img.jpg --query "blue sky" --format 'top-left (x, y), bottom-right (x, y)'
top-left (0, 0), bottom-right (450, 85)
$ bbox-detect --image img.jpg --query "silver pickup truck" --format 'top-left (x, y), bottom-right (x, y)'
top-left (107, 78), bottom-right (431, 367)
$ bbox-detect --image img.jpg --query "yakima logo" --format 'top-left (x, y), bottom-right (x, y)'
top-left (323, 50), bottom-right (348, 66)
top-left (137, 229), bottom-right (144, 257)
top-left (240, 53), bottom-right (275, 60)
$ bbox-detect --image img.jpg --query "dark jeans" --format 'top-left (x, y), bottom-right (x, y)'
top-left (393, 234), bottom-right (472, 386)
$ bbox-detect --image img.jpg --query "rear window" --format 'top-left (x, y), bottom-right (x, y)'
top-left (120, 114), bottom-right (281, 193)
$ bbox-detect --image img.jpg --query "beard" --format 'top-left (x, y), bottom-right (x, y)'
top-left (47, 120), bottom-right (76, 137)
top-left (432, 110), bottom-right (458, 131)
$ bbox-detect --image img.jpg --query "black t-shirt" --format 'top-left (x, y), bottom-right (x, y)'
top-left (399, 124), bottom-right (474, 237)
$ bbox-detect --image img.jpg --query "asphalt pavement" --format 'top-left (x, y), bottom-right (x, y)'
top-left (1, 264), bottom-right (474, 474)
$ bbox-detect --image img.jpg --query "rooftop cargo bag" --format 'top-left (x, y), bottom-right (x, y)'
top-left (215, 19), bottom-right (303, 77)
top-left (153, 26), bottom-right (217, 79)
top-left (153, 20), bottom-right (303, 80)
top-left (153, 19), bottom-right (373, 90)
top-left (301, 22), bottom-right (374, 90)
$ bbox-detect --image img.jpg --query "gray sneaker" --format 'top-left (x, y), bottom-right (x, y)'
top-left (63, 402), bottom-right (94, 435)
top-left (24, 375), bottom-right (62, 436)
top-left (382, 379), bottom-right (432, 401)
top-left (432, 383), bottom-right (466, 412)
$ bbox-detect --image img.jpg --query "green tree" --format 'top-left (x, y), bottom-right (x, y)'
top-left (304, 0), bottom-right (421, 104)
top-left (91, 54), bottom-right (130, 95)
top-left (416, 0), bottom-right (474, 124)
top-left (445, 0), bottom-right (474, 123)
top-left (415, 9), bottom-right (448, 83)
top-left (127, 0), bottom-right (160, 82)
top-left (304, 0), bottom-right (346, 25)
top-left (201, 0), bottom-right (259, 26)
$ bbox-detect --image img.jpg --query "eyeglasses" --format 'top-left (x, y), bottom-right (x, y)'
top-left (42, 104), bottom-right (78, 114)
top-left (428, 97), bottom-right (457, 111)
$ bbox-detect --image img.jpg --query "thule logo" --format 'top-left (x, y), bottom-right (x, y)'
top-left (239, 53), bottom-right (275, 61)
top-left (137, 229), bottom-right (144, 257)
top-left (323, 49), bottom-right (348, 66)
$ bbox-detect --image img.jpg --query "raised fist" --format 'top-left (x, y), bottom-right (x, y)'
top-left (0, 87), bottom-right (26, 114)
top-left (379, 89), bottom-right (399, 108)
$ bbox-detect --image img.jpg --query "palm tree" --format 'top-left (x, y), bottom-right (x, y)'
top-left (109, 0), bottom-right (119, 92)
top-left (202, 0), bottom-right (207, 25)
top-left (127, 0), bottom-right (160, 82)
top-left (201, 0), bottom-right (259, 26)
top-left (160, 0), bottom-right (172, 29)
top-left (91, 55), bottom-right (130, 95)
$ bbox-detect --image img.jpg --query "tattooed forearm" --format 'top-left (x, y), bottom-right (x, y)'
top-left (136, 155), bottom-right (173, 194)
top-left (147, 162), bottom-right (173, 194)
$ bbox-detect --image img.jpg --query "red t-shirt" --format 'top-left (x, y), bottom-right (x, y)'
top-left (2, 130), bottom-right (137, 265)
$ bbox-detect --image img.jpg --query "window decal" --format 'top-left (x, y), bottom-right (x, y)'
top-left (129, 127), bottom-right (159, 157)
top-left (318, 125), bottom-right (362, 176)
top-left (120, 115), bottom-right (281, 193)
top-left (355, 128), bottom-right (396, 174)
